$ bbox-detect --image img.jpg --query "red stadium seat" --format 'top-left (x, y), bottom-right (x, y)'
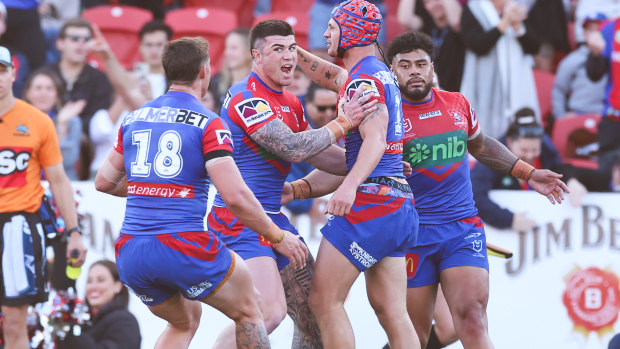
top-left (270, 0), bottom-right (313, 13)
top-left (533, 69), bottom-right (555, 130)
top-left (165, 7), bottom-right (238, 74)
top-left (82, 5), bottom-right (153, 69)
top-left (182, 0), bottom-right (256, 27)
top-left (551, 114), bottom-right (601, 169)
top-left (253, 11), bottom-right (310, 49)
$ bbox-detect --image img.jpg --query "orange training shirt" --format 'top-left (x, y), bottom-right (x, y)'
top-left (0, 99), bottom-right (62, 213)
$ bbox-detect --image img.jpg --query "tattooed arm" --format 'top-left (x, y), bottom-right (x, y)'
top-left (468, 131), bottom-right (568, 203)
top-left (467, 131), bottom-right (518, 174)
top-left (251, 118), bottom-right (335, 163)
top-left (297, 46), bottom-right (348, 92)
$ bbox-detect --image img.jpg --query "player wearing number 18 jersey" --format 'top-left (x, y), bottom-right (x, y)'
top-left (96, 37), bottom-right (308, 348)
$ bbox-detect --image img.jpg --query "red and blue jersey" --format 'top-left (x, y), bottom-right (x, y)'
top-left (213, 72), bottom-right (308, 213)
top-left (114, 91), bottom-right (233, 235)
top-left (402, 88), bottom-right (480, 224)
top-left (338, 56), bottom-right (404, 177)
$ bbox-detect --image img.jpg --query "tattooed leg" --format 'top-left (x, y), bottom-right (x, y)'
top-left (280, 253), bottom-right (324, 349)
top-left (236, 320), bottom-right (271, 349)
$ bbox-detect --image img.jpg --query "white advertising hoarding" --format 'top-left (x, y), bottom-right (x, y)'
top-left (70, 183), bottom-right (620, 349)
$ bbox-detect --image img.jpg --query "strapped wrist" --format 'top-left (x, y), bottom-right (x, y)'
top-left (265, 222), bottom-right (284, 245)
top-left (510, 159), bottom-right (535, 181)
top-left (290, 178), bottom-right (312, 200)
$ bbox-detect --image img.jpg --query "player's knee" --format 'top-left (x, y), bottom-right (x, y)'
top-left (308, 287), bottom-right (324, 316)
top-left (453, 303), bottom-right (486, 336)
top-left (169, 307), bottom-right (201, 334)
top-left (371, 300), bottom-right (407, 326)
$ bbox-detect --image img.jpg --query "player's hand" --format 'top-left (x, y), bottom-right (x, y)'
top-left (86, 24), bottom-right (113, 60)
top-left (281, 182), bottom-right (294, 205)
top-left (66, 233), bottom-right (87, 267)
top-left (325, 184), bottom-right (356, 216)
top-left (273, 230), bottom-right (308, 269)
top-left (342, 86), bottom-right (378, 128)
top-left (527, 169), bottom-right (569, 204)
top-left (511, 212), bottom-right (537, 232)
top-left (402, 161), bottom-right (413, 177)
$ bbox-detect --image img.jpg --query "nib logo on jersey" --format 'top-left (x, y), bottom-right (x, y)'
top-left (403, 130), bottom-right (467, 168)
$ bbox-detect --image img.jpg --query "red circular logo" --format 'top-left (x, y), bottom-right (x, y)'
top-left (562, 267), bottom-right (620, 332)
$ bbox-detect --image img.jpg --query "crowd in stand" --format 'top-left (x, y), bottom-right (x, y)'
top-left (1, 0), bottom-right (619, 347)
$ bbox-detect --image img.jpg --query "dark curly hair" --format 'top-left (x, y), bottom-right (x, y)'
top-left (387, 31), bottom-right (434, 64)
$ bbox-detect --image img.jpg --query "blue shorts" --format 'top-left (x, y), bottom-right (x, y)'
top-left (207, 206), bottom-right (305, 270)
top-left (321, 191), bottom-right (418, 271)
top-left (308, 1), bottom-right (387, 50)
top-left (406, 216), bottom-right (489, 288)
top-left (114, 231), bottom-right (234, 306)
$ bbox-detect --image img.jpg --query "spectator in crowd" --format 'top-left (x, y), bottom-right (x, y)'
top-left (209, 27), bottom-right (252, 112)
top-left (285, 66), bottom-right (312, 105)
top-left (524, 0), bottom-right (571, 72)
top-left (552, 13), bottom-right (607, 120)
top-left (0, 0), bottom-right (47, 72)
top-left (86, 26), bottom-right (152, 179)
top-left (22, 67), bottom-right (84, 180)
top-left (0, 2), bottom-right (29, 98)
top-left (137, 19), bottom-right (172, 98)
top-left (460, 0), bottom-right (541, 139)
top-left (57, 260), bottom-right (141, 349)
top-left (585, 15), bottom-right (620, 175)
top-left (308, 0), bottom-right (387, 62)
top-left (48, 17), bottom-right (114, 135)
top-left (284, 83), bottom-right (338, 239)
top-left (0, 45), bottom-right (87, 349)
top-left (38, 0), bottom-right (80, 65)
top-left (471, 109), bottom-right (563, 231)
top-left (573, 0), bottom-right (620, 45)
top-left (397, 0), bottom-right (465, 92)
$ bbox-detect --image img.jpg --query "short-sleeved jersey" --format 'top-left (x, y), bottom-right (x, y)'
top-left (212, 72), bottom-right (308, 213)
top-left (114, 91), bottom-right (233, 235)
top-left (338, 56), bottom-right (404, 177)
top-left (0, 99), bottom-right (62, 213)
top-left (402, 89), bottom-right (480, 224)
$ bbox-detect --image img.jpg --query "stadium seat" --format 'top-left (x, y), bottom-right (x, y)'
top-left (182, 0), bottom-right (256, 27)
top-left (551, 114), bottom-right (601, 169)
top-left (533, 69), bottom-right (555, 130)
top-left (270, 0), bottom-right (313, 12)
top-left (165, 7), bottom-right (238, 74)
top-left (253, 11), bottom-right (310, 49)
top-left (82, 5), bottom-right (153, 70)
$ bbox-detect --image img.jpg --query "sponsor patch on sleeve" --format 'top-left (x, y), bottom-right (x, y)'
top-left (345, 79), bottom-right (380, 101)
top-left (215, 129), bottom-right (233, 146)
top-left (234, 97), bottom-right (274, 127)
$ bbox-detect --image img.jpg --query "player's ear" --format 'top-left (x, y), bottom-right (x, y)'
top-left (251, 48), bottom-right (261, 63)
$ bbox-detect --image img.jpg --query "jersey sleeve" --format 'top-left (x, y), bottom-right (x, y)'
top-left (296, 97), bottom-right (309, 131)
top-left (113, 127), bottom-right (124, 154)
top-left (463, 95), bottom-right (481, 140)
top-left (344, 73), bottom-right (386, 105)
top-left (38, 116), bottom-right (63, 167)
top-left (226, 91), bottom-right (278, 135)
top-left (202, 117), bottom-right (234, 162)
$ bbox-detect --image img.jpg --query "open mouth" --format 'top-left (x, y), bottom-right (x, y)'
top-left (281, 64), bottom-right (293, 74)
